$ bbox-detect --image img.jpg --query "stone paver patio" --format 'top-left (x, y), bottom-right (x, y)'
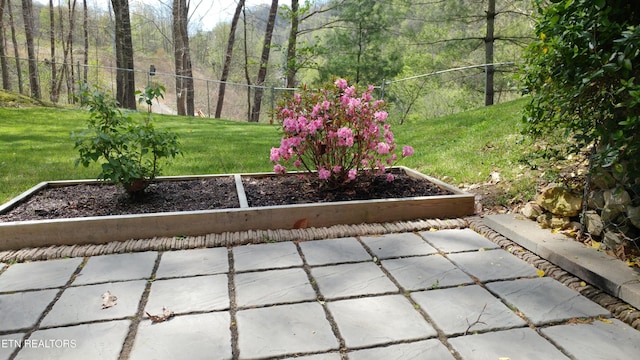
top-left (1, 228), bottom-right (639, 359)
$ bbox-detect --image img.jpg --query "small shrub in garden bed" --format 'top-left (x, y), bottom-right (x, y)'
top-left (71, 85), bottom-right (182, 198)
top-left (270, 78), bottom-right (414, 189)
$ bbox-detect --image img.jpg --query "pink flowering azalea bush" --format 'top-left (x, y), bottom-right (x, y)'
top-left (270, 78), bottom-right (414, 188)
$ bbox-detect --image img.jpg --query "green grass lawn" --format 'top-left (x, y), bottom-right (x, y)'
top-left (0, 97), bottom-right (533, 205)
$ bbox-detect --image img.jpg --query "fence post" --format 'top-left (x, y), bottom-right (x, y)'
top-left (207, 80), bottom-right (211, 118)
top-left (270, 86), bottom-right (275, 124)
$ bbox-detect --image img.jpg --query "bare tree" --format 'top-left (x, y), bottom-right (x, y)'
top-left (484, 0), bottom-right (495, 105)
top-left (172, 0), bottom-right (194, 116)
top-left (111, 0), bottom-right (136, 109)
top-left (285, 0), bottom-right (298, 88)
top-left (82, 0), bottom-right (88, 84)
top-left (48, 0), bottom-right (57, 101)
top-left (7, 0), bottom-right (23, 94)
top-left (242, 5), bottom-right (252, 121)
top-left (0, 0), bottom-right (10, 90)
top-left (21, 0), bottom-right (40, 99)
top-left (249, 0), bottom-right (278, 122)
top-left (214, 0), bottom-right (244, 119)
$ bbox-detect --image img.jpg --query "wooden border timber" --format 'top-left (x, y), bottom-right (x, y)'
top-left (0, 167), bottom-right (474, 250)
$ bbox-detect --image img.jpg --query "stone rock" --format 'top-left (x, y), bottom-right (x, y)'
top-left (601, 205), bottom-right (625, 224)
top-left (536, 184), bottom-right (582, 217)
top-left (584, 211), bottom-right (604, 236)
top-left (602, 230), bottom-right (622, 250)
top-left (590, 169), bottom-right (616, 190)
top-left (604, 187), bottom-right (632, 207)
top-left (521, 202), bottom-right (544, 219)
top-left (536, 213), bottom-right (571, 229)
top-left (628, 206), bottom-right (640, 230)
top-left (587, 190), bottom-right (605, 210)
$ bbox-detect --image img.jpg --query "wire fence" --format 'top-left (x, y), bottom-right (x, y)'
top-left (1, 57), bottom-right (521, 123)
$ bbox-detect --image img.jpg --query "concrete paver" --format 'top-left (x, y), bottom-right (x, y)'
top-left (381, 254), bottom-right (473, 291)
top-left (449, 327), bottom-right (571, 359)
top-left (0, 333), bottom-right (24, 360)
top-left (73, 252), bottom-right (156, 285)
top-left (486, 277), bottom-right (611, 325)
top-left (236, 302), bottom-right (338, 359)
top-left (233, 241), bottom-right (301, 271)
top-left (0, 290), bottom-right (58, 331)
top-left (447, 248), bottom-right (539, 281)
top-left (155, 247), bottom-right (228, 279)
top-left (130, 313), bottom-right (231, 360)
top-left (14, 321), bottom-right (130, 360)
top-left (348, 339), bottom-right (455, 360)
top-left (541, 319), bottom-right (640, 359)
top-left (2, 227), bottom-right (639, 359)
top-left (419, 228), bottom-right (500, 253)
top-left (412, 285), bottom-right (526, 335)
top-left (360, 233), bottom-right (437, 259)
top-left (299, 237), bottom-right (371, 265)
top-left (0, 258), bottom-right (81, 292)
top-left (235, 268), bottom-right (315, 307)
top-left (311, 262), bottom-right (397, 299)
top-left (327, 294), bottom-right (437, 348)
top-left (144, 275), bottom-right (229, 315)
top-left (41, 281), bottom-right (146, 327)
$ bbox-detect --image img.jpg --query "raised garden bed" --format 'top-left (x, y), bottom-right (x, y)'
top-left (0, 166), bottom-right (474, 250)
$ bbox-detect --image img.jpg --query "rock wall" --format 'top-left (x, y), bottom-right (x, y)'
top-left (521, 169), bottom-right (639, 253)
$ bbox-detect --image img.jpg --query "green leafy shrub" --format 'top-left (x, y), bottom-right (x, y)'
top-left (71, 85), bottom-right (181, 197)
top-left (520, 0), bottom-right (640, 182)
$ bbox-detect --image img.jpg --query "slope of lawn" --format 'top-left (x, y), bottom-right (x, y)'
top-left (0, 97), bottom-right (532, 205)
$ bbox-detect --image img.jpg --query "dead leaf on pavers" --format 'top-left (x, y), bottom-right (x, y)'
top-left (146, 307), bottom-right (174, 323)
top-left (101, 291), bottom-right (118, 309)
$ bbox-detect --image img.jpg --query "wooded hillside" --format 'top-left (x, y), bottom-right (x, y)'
top-left (0, 0), bottom-right (534, 121)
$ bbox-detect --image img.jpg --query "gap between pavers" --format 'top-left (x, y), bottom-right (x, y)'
top-left (484, 214), bottom-right (640, 310)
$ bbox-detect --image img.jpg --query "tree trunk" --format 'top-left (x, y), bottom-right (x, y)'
top-left (250, 0), bottom-right (278, 122)
top-left (48, 0), bottom-right (57, 102)
top-left (243, 5), bottom-right (252, 121)
top-left (66, 0), bottom-right (77, 103)
top-left (82, 0), bottom-right (88, 84)
top-left (215, 0), bottom-right (244, 119)
top-left (172, 0), bottom-right (194, 116)
top-left (0, 0), bottom-right (10, 90)
top-left (111, 0), bottom-right (136, 109)
top-left (484, 0), bottom-right (495, 106)
top-left (285, 0), bottom-right (299, 88)
top-left (7, 0), bottom-right (23, 94)
top-left (21, 0), bottom-right (40, 99)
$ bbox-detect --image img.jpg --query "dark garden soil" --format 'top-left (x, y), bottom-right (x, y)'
top-left (0, 171), bottom-right (452, 222)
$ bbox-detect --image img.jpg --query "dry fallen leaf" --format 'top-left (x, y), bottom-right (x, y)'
top-left (293, 218), bottom-right (308, 229)
top-left (101, 291), bottom-right (118, 309)
top-left (146, 307), bottom-right (174, 323)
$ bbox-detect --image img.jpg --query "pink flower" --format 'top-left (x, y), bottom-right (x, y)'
top-left (335, 78), bottom-right (348, 90)
top-left (344, 86), bottom-right (356, 98)
top-left (333, 165), bottom-right (342, 173)
top-left (348, 169), bottom-right (357, 180)
top-left (318, 168), bottom-right (331, 180)
top-left (374, 111), bottom-right (388, 122)
top-left (402, 146), bottom-right (414, 157)
top-left (270, 148), bottom-right (281, 162)
top-left (386, 173), bottom-right (395, 182)
top-left (376, 142), bottom-right (390, 155)
top-left (294, 160), bottom-right (302, 167)
top-left (274, 164), bottom-right (286, 174)
top-left (322, 100), bottom-right (331, 110)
